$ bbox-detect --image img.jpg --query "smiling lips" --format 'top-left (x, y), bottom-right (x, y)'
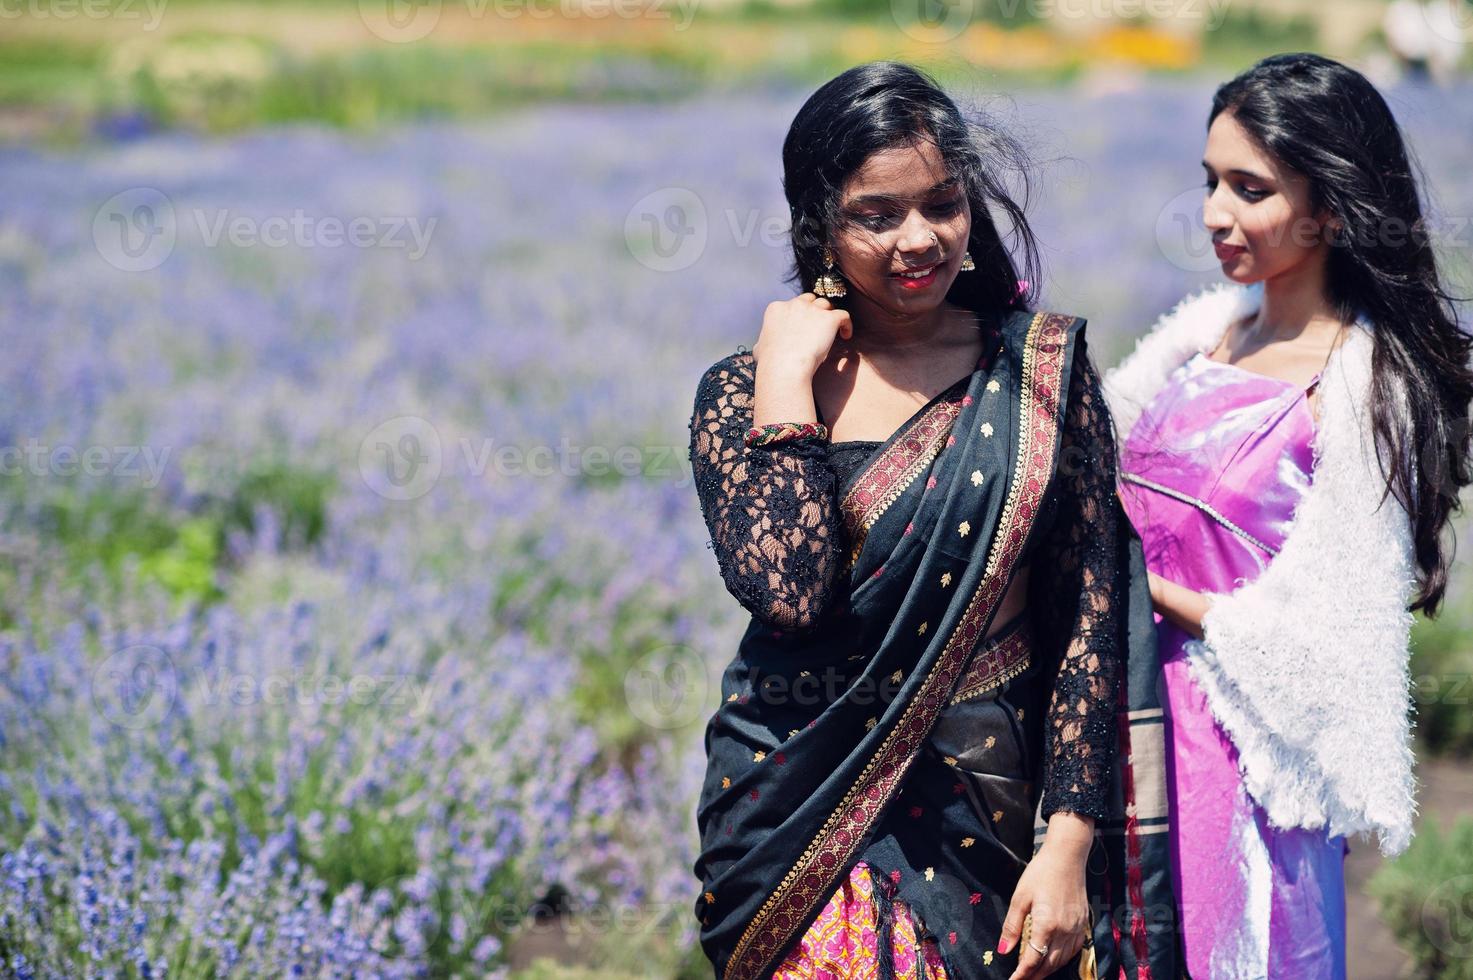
top-left (893, 263), bottom-right (939, 289)
top-left (1214, 242), bottom-right (1247, 261)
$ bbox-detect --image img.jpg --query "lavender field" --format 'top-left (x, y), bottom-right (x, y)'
top-left (2, 77), bottom-right (1472, 978)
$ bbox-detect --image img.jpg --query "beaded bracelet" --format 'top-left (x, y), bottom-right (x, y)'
top-left (744, 421), bottom-right (829, 448)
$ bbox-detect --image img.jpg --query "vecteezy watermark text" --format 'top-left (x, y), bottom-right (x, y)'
top-left (1, 439), bottom-right (171, 488)
top-left (93, 188), bottom-right (438, 272)
top-left (0, 0), bottom-right (168, 30)
top-left (358, 415), bottom-right (693, 501)
top-left (357, 0), bottom-right (699, 44)
top-left (193, 667), bottom-right (436, 715)
top-left (91, 644), bottom-right (439, 730)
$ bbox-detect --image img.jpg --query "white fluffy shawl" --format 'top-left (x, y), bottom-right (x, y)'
top-left (1103, 281), bottom-right (1419, 858)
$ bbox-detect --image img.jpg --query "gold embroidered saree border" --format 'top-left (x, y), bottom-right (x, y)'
top-left (947, 621), bottom-right (1035, 706)
top-left (839, 398), bottom-right (964, 571)
top-left (725, 311), bottom-right (1071, 979)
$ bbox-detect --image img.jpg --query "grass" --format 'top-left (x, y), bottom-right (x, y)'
top-left (1410, 591), bottom-right (1473, 759)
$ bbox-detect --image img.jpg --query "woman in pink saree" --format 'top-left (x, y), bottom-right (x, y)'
top-left (1117, 281), bottom-right (1348, 976)
top-left (1104, 54), bottom-right (1473, 978)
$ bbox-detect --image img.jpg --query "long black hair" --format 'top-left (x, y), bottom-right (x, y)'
top-left (1211, 52), bottom-right (1473, 615)
top-left (780, 61), bottom-right (1041, 320)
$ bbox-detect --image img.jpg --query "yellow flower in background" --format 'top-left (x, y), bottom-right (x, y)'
top-left (1088, 26), bottom-right (1199, 69)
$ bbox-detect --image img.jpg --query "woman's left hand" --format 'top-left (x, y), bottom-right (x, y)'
top-left (998, 824), bottom-right (1091, 980)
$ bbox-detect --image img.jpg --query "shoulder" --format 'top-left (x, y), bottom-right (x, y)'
top-left (1315, 320), bottom-right (1406, 491)
top-left (998, 308), bottom-right (1085, 349)
top-left (998, 307), bottom-right (1097, 386)
top-left (1108, 282), bottom-right (1255, 378)
top-left (1296, 321), bottom-right (1416, 560)
top-left (1154, 281), bottom-right (1257, 342)
top-left (1314, 319), bottom-right (1380, 452)
top-left (1319, 318), bottom-right (1376, 404)
top-left (699, 347), bottom-right (755, 380)
top-left (693, 348), bottom-right (756, 403)
top-left (997, 309), bottom-right (1088, 390)
top-left (1101, 282), bottom-right (1259, 441)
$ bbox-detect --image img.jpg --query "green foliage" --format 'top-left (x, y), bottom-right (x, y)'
top-left (1367, 815), bottom-right (1473, 979)
top-left (2, 32), bottom-right (701, 138)
top-left (136, 516), bottom-right (222, 603)
top-left (10, 453), bottom-right (333, 610)
top-left (30, 480), bottom-right (214, 603)
top-left (224, 458), bottom-right (335, 552)
top-left (1410, 599), bottom-right (1473, 759)
top-left (0, 37), bottom-right (100, 105)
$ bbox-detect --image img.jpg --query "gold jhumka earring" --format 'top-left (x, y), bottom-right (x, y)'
top-left (814, 245), bottom-right (847, 298)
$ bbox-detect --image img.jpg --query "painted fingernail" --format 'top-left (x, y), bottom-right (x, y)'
top-left (997, 938), bottom-right (1010, 954)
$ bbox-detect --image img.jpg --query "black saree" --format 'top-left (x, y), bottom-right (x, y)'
top-left (691, 309), bottom-right (1180, 980)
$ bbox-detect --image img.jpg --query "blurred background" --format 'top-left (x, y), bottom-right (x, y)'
top-left (1, 0), bottom-right (1470, 977)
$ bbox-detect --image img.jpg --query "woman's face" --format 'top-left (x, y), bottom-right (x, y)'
top-left (1201, 108), bottom-right (1335, 285)
top-left (830, 139), bottom-right (971, 314)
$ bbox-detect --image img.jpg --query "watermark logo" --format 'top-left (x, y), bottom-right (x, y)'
top-left (625, 643), bottom-right (708, 730)
top-left (892, 0), bottom-right (977, 42)
top-left (92, 643), bottom-right (179, 730)
top-left (359, 0), bottom-right (442, 42)
top-left (1422, 873), bottom-right (1473, 959)
top-left (358, 415), bottom-right (444, 501)
top-left (625, 187), bottom-right (707, 273)
top-left (1420, 0), bottom-right (1473, 45)
top-left (94, 187), bottom-right (177, 272)
top-left (1154, 185), bottom-right (1220, 274)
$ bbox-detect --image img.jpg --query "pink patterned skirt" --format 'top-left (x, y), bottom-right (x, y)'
top-left (771, 860), bottom-right (952, 979)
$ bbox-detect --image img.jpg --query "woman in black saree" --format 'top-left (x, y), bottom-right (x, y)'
top-left (687, 63), bottom-right (1179, 980)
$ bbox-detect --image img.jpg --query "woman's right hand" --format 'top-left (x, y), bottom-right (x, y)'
top-left (753, 292), bottom-right (853, 381)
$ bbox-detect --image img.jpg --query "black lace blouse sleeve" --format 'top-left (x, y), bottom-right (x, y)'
top-left (1030, 345), bottom-right (1124, 822)
top-left (687, 351), bottom-right (845, 633)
